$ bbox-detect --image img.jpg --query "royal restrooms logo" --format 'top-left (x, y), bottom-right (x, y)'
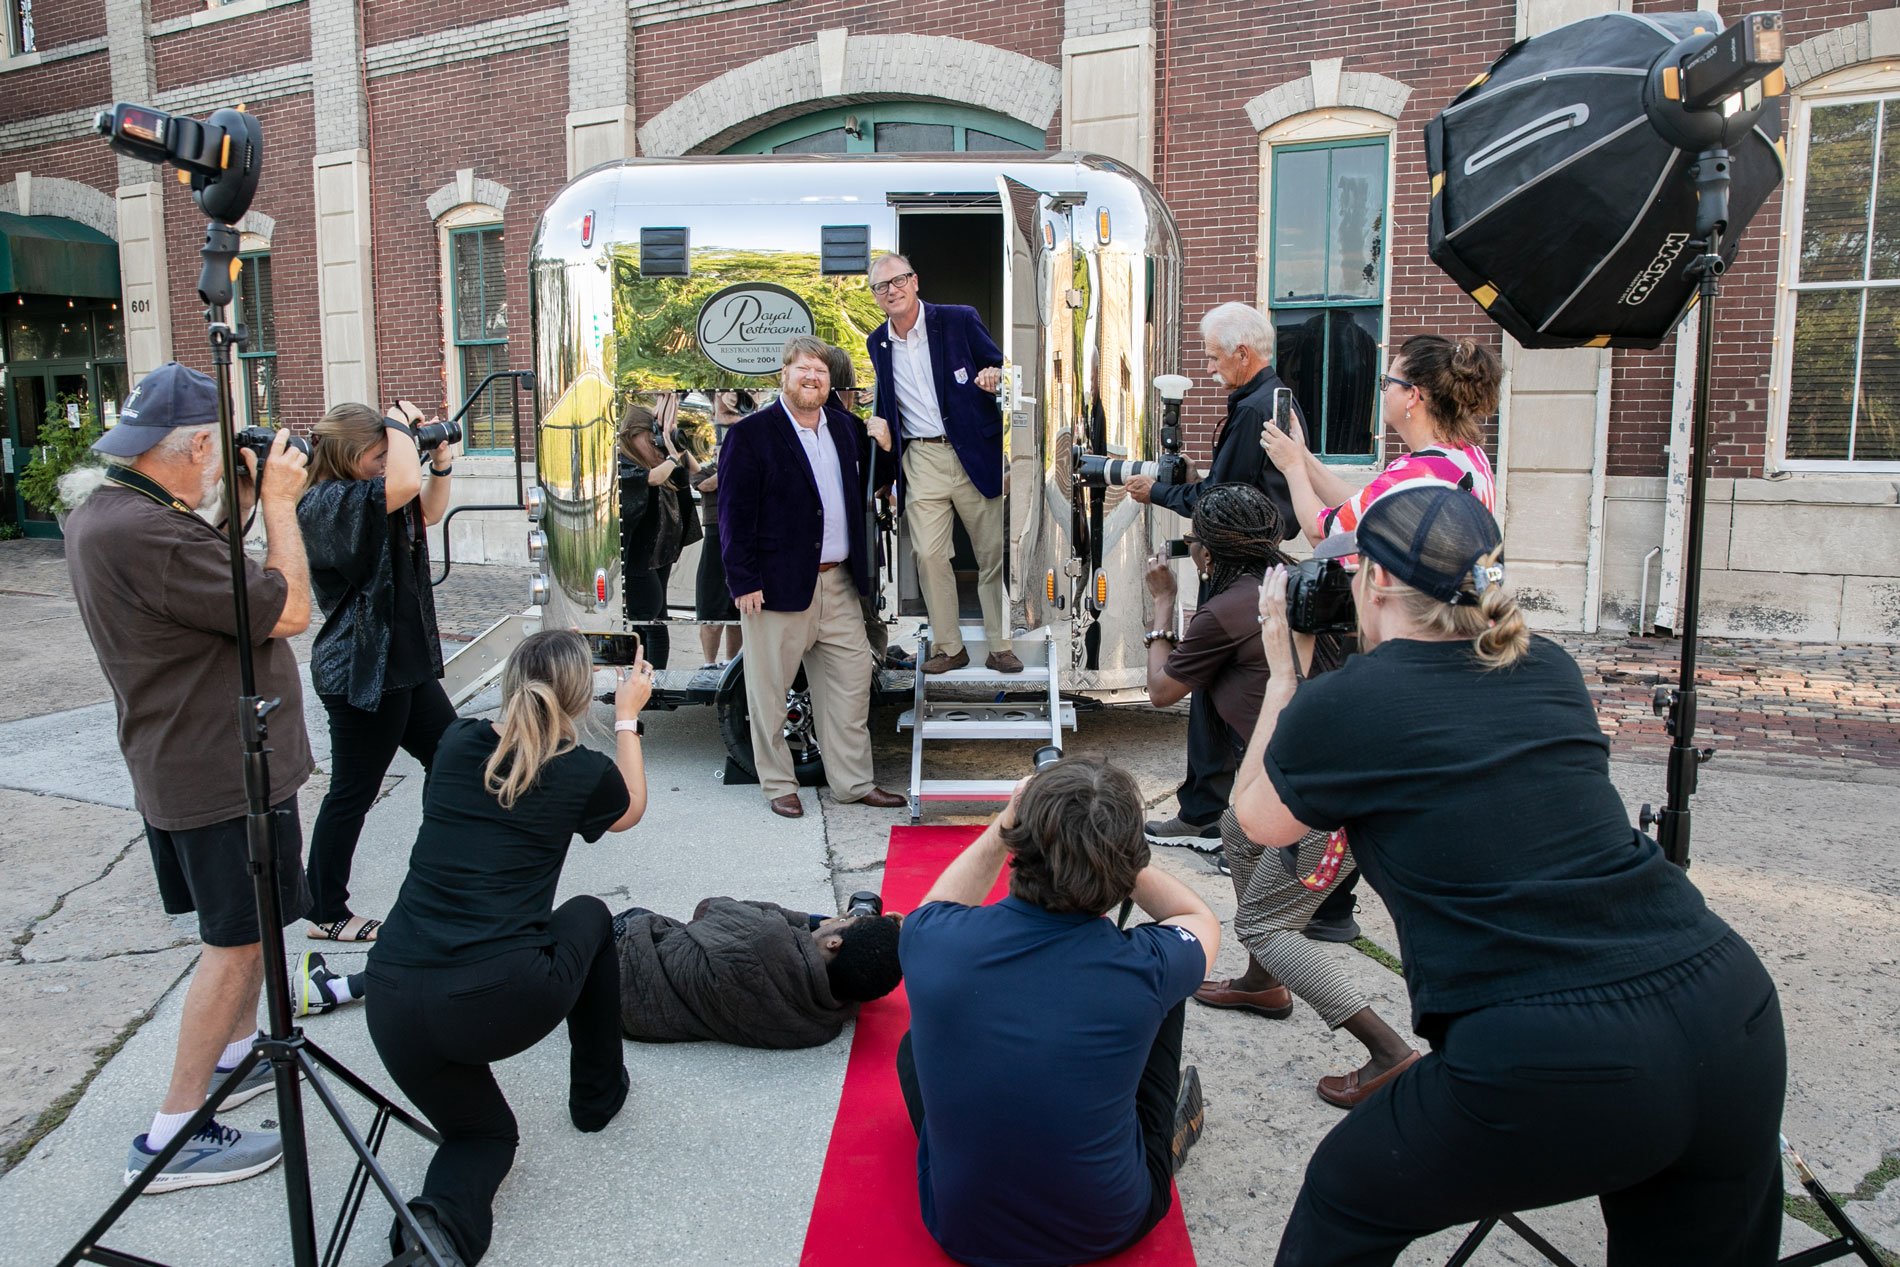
top-left (1619, 234), bottom-right (1692, 307)
top-left (694, 283), bottom-right (816, 375)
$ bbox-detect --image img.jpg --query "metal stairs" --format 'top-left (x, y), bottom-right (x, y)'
top-left (900, 624), bottom-right (1073, 820)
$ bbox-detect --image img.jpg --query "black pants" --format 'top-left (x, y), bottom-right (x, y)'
top-left (364, 896), bottom-right (627, 1265)
top-left (307, 680), bottom-right (456, 925)
top-left (896, 1000), bottom-right (1185, 1258)
top-left (1310, 869), bottom-right (1360, 923)
top-left (1176, 690), bottom-right (1236, 827)
top-left (1275, 932), bottom-right (1786, 1267)
top-left (624, 563), bottom-right (672, 621)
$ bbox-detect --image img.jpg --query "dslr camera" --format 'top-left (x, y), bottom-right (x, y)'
top-left (1286, 557), bottom-right (1356, 635)
top-left (234, 426), bottom-right (312, 476)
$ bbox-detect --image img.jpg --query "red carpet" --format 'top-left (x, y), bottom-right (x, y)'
top-left (799, 825), bottom-right (1198, 1265)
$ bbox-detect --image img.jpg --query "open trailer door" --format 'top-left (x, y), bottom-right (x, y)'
top-left (995, 175), bottom-right (1067, 624)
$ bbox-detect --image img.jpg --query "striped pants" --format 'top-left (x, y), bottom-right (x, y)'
top-left (1220, 809), bottom-right (1369, 1029)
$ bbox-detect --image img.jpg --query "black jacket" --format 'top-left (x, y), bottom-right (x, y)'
top-left (298, 478), bottom-right (441, 709)
top-left (1151, 368), bottom-right (1300, 540)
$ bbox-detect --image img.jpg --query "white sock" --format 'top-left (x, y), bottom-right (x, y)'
top-left (323, 974), bottom-right (359, 1005)
top-left (216, 1031), bottom-right (259, 1071)
top-left (146, 1108), bottom-right (199, 1151)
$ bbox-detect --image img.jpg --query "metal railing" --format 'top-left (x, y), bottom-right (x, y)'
top-left (432, 369), bottom-right (534, 587)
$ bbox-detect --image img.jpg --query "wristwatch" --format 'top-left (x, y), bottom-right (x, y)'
top-left (1143, 629), bottom-right (1180, 647)
top-left (429, 463), bottom-right (454, 476)
top-left (614, 719), bottom-right (645, 736)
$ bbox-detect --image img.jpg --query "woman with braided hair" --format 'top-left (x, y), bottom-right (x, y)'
top-left (1143, 484), bottom-right (1416, 1107)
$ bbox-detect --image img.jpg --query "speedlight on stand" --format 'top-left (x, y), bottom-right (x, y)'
top-left (61, 103), bottom-right (448, 1267)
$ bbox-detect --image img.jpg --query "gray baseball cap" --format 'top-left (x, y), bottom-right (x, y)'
top-left (92, 362), bottom-right (220, 458)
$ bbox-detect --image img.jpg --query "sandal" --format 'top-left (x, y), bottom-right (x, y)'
top-left (307, 916), bottom-right (381, 942)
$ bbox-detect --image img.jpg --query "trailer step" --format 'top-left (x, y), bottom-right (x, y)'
top-left (897, 703), bottom-right (1075, 739)
top-left (917, 779), bottom-right (1021, 801)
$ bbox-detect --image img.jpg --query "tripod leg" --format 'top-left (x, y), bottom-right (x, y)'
top-left (1782, 1140), bottom-right (1885, 1267)
top-left (1500, 1214), bottom-right (1585, 1267)
top-left (1442, 1218), bottom-right (1498, 1267)
top-left (300, 1035), bottom-right (442, 1144)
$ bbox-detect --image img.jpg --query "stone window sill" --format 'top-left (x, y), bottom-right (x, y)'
top-left (149, 0), bottom-right (305, 40)
top-left (0, 37), bottom-right (107, 74)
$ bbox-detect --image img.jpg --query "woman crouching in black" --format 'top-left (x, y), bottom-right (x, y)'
top-left (365, 630), bottom-right (649, 1265)
top-left (1236, 485), bottom-right (1786, 1267)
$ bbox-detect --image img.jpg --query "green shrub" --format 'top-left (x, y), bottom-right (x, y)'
top-left (18, 396), bottom-right (103, 514)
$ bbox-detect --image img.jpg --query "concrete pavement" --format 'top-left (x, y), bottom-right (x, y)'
top-left (0, 537), bottom-right (1896, 1265)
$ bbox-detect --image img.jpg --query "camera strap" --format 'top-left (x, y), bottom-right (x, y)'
top-left (105, 467), bottom-right (194, 516)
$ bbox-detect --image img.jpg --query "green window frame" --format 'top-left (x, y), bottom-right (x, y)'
top-left (724, 104), bottom-right (1043, 155)
top-left (5, 0), bottom-right (33, 56)
top-left (449, 224), bottom-right (512, 454)
top-left (234, 251), bottom-right (278, 429)
top-left (1266, 137), bottom-right (1389, 463)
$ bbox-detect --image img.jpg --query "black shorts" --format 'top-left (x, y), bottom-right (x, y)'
top-left (145, 797), bottom-right (312, 948)
top-left (695, 522), bottom-right (739, 622)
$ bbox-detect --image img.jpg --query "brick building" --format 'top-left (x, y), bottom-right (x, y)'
top-left (1, 0), bottom-right (1895, 639)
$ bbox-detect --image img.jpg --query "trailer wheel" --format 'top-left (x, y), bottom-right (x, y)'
top-left (716, 656), bottom-right (827, 787)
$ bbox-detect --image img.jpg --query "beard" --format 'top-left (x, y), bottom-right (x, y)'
top-left (194, 449), bottom-right (227, 526)
top-left (780, 380), bottom-right (829, 415)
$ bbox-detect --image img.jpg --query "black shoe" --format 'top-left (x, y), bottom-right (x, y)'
top-left (1171, 1065), bottom-right (1205, 1175)
top-left (1303, 912), bottom-right (1362, 943)
top-left (1212, 853), bottom-right (1232, 877)
top-left (394, 1203), bottom-right (466, 1267)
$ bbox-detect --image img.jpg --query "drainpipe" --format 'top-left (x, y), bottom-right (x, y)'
top-left (1493, 336), bottom-right (1516, 522)
top-left (1581, 350), bottom-right (1613, 634)
top-left (1656, 313), bottom-right (1697, 635)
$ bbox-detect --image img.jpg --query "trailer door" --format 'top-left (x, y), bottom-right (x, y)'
top-left (995, 176), bottom-right (1066, 614)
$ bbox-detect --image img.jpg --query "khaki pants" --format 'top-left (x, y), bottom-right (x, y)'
top-left (902, 440), bottom-right (1007, 656)
top-left (738, 567), bottom-right (878, 802)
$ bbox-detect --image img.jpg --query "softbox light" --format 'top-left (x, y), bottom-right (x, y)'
top-left (1425, 10), bottom-right (1784, 349)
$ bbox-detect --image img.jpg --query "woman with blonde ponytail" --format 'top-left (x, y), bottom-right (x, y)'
top-left (1233, 486), bottom-right (1786, 1267)
top-left (361, 631), bottom-right (651, 1266)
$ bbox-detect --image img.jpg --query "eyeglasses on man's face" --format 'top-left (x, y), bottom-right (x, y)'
top-left (869, 271), bottom-right (916, 297)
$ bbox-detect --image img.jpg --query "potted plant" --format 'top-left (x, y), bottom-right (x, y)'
top-left (19, 395), bottom-right (104, 530)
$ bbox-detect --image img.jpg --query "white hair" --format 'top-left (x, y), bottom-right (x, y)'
top-left (58, 464), bottom-right (113, 509)
top-left (152, 423), bottom-right (218, 460)
top-left (1199, 303), bottom-right (1276, 359)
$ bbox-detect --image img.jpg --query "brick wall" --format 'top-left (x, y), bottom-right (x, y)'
top-left (0, 50), bottom-right (110, 120)
top-left (159, 97), bottom-right (322, 432)
top-left (0, 136), bottom-right (116, 188)
top-left (362, 0), bottom-right (555, 49)
top-left (153, 7), bottom-right (310, 92)
top-left (364, 46), bottom-right (568, 436)
top-left (1156, 0), bottom-right (1515, 456)
top-left (151, 0), bottom-right (208, 26)
top-left (24, 0), bottom-right (108, 49)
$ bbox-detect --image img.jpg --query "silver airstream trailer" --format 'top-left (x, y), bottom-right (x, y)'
top-left (517, 152), bottom-right (1187, 812)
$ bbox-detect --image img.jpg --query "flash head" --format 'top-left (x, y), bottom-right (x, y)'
top-left (95, 102), bottom-right (263, 224)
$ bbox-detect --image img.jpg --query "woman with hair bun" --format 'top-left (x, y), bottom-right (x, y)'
top-left (1235, 486), bottom-right (1786, 1267)
top-left (364, 629), bottom-right (650, 1266)
top-left (1263, 333), bottom-right (1502, 544)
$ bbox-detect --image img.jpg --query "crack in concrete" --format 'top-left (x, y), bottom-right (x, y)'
top-left (1785, 1148), bottom-right (1900, 1265)
top-left (7, 829), bottom-right (159, 966)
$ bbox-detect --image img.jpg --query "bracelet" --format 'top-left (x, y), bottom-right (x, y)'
top-left (614, 718), bottom-right (645, 736)
top-left (1143, 629), bottom-right (1179, 647)
top-left (430, 463), bottom-right (454, 476)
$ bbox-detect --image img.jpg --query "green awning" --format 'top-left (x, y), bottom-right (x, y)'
top-left (0, 212), bottom-right (121, 300)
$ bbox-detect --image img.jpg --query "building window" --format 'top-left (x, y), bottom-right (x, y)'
top-left (5, 0), bottom-right (34, 56)
top-left (726, 104), bottom-right (1042, 155)
top-left (1265, 138), bottom-right (1387, 461)
top-left (448, 223), bottom-right (510, 452)
top-left (1782, 91), bottom-right (1899, 467)
top-left (234, 251), bottom-right (278, 428)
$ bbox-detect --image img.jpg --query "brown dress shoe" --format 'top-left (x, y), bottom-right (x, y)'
top-left (1192, 978), bottom-right (1295, 1019)
top-left (768, 793), bottom-right (804, 819)
top-left (920, 647), bottom-right (970, 674)
top-left (985, 649), bottom-right (1025, 673)
top-left (1317, 1049), bottom-right (1421, 1109)
top-left (853, 787), bottom-right (907, 809)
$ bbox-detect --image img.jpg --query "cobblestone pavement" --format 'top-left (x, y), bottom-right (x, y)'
top-left (7, 539), bottom-right (1897, 770)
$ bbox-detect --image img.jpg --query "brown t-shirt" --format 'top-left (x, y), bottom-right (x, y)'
top-left (1163, 575), bottom-right (1269, 751)
top-left (65, 482), bottom-right (314, 830)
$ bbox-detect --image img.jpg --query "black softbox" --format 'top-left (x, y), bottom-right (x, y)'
top-left (1425, 10), bottom-right (1783, 349)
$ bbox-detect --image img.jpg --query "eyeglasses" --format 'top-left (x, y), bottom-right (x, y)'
top-left (869, 271), bottom-right (916, 297)
top-left (1182, 534), bottom-right (1200, 546)
top-left (1380, 373), bottom-right (1415, 392)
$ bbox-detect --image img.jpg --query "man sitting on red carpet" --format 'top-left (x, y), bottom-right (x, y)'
top-left (896, 758), bottom-right (1219, 1266)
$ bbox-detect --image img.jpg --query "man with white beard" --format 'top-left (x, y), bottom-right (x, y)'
top-left (63, 361), bottom-right (316, 1193)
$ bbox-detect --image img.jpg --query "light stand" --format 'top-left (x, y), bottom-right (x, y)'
top-left (64, 104), bottom-right (447, 1267)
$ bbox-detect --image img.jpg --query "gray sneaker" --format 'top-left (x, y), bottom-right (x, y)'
top-left (1145, 815), bottom-right (1221, 851)
top-left (206, 1057), bottom-right (276, 1109)
top-left (125, 1121), bottom-right (283, 1193)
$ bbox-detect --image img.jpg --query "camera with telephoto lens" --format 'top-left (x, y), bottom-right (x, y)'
top-left (1286, 557), bottom-right (1357, 635)
top-left (846, 891), bottom-right (884, 920)
top-left (1074, 449), bottom-right (1189, 489)
top-left (234, 426), bottom-right (312, 476)
top-left (414, 418), bottom-right (462, 450)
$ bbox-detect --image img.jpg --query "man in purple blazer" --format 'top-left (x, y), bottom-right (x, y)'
top-left (865, 255), bottom-right (1022, 676)
top-left (718, 335), bottom-right (907, 820)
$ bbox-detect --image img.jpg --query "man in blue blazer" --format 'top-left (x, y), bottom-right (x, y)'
top-left (865, 255), bottom-right (1022, 675)
top-left (719, 336), bottom-right (907, 820)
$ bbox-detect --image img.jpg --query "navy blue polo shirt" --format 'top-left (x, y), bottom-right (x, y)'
top-left (900, 896), bottom-right (1204, 1267)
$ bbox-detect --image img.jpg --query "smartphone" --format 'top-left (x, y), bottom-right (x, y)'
top-left (1273, 388), bottom-right (1295, 435)
top-left (1163, 538), bottom-right (1193, 560)
top-left (586, 632), bottom-right (644, 666)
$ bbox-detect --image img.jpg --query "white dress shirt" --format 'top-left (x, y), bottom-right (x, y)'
top-left (887, 309), bottom-right (946, 439)
top-left (792, 416), bottom-right (851, 566)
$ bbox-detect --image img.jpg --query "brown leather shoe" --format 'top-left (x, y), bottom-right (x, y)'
top-left (1317, 1049), bottom-right (1421, 1109)
top-left (768, 793), bottom-right (804, 819)
top-left (1192, 978), bottom-right (1295, 1019)
top-left (853, 787), bottom-right (907, 809)
top-left (920, 647), bottom-right (970, 674)
top-left (985, 649), bottom-right (1024, 673)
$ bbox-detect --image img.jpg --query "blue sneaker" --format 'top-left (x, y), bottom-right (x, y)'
top-left (125, 1121), bottom-right (283, 1193)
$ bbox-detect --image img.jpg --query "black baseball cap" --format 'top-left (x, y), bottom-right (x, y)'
top-left (92, 362), bottom-right (220, 458)
top-left (1311, 484), bottom-right (1504, 606)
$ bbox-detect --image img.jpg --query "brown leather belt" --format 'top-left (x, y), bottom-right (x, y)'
top-left (818, 561), bottom-right (843, 572)
top-left (905, 435), bottom-right (950, 444)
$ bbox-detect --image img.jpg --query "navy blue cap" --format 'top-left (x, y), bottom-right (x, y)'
top-left (1311, 484), bottom-right (1504, 606)
top-left (92, 363), bottom-right (220, 457)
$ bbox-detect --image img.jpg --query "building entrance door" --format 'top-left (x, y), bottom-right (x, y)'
top-left (5, 364), bottom-right (93, 537)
